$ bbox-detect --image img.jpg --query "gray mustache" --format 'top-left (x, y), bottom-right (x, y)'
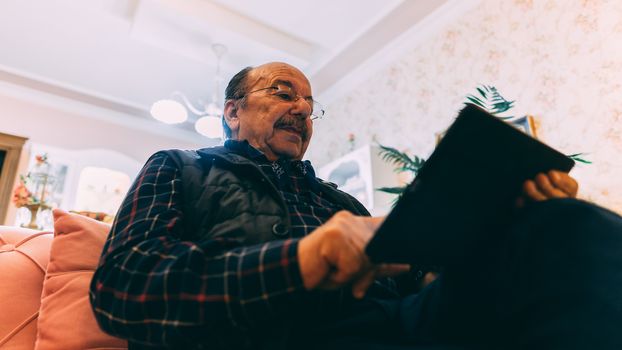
top-left (274, 118), bottom-right (309, 139)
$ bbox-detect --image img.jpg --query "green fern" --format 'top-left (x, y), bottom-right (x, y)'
top-left (377, 86), bottom-right (590, 200)
top-left (376, 145), bottom-right (425, 198)
top-left (567, 153), bottom-right (592, 164)
top-left (467, 85), bottom-right (591, 165)
top-left (378, 145), bottom-right (425, 175)
top-left (376, 186), bottom-right (406, 195)
top-left (465, 84), bottom-right (515, 119)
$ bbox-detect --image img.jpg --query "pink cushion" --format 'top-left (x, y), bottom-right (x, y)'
top-left (35, 209), bottom-right (127, 350)
top-left (0, 226), bottom-right (52, 349)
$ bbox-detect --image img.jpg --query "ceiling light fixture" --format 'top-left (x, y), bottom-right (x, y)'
top-left (150, 43), bottom-right (227, 139)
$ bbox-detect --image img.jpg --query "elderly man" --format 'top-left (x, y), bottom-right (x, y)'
top-left (90, 62), bottom-right (621, 349)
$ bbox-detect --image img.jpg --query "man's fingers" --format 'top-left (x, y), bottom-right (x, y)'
top-left (351, 269), bottom-right (377, 299)
top-left (523, 180), bottom-right (547, 201)
top-left (327, 248), bottom-right (368, 285)
top-left (548, 170), bottom-right (578, 197)
top-left (299, 212), bottom-right (395, 292)
top-left (376, 263), bottom-right (411, 277)
top-left (351, 264), bottom-right (410, 299)
top-left (520, 172), bottom-right (579, 206)
top-left (534, 173), bottom-right (567, 198)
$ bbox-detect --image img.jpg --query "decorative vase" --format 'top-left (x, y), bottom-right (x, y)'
top-left (23, 203), bottom-right (41, 230)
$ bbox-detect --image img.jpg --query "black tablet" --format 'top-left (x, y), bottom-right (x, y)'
top-left (365, 104), bottom-right (575, 265)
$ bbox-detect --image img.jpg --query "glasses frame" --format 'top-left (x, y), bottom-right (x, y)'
top-left (235, 85), bottom-right (325, 121)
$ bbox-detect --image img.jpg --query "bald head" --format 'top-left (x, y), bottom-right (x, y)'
top-left (247, 62), bottom-right (311, 91)
top-left (222, 62), bottom-right (315, 161)
top-left (222, 62), bottom-right (312, 139)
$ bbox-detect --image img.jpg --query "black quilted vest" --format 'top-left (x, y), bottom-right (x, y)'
top-left (151, 147), bottom-right (370, 349)
top-left (162, 146), bottom-right (369, 245)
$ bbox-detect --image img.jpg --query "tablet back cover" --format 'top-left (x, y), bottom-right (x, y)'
top-left (366, 104), bottom-right (575, 265)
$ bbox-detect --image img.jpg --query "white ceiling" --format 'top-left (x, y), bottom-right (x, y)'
top-left (0, 0), bottom-right (476, 144)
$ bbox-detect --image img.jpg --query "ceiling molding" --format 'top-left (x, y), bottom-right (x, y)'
top-left (151, 0), bottom-right (316, 62)
top-left (0, 65), bottom-right (210, 146)
top-left (0, 64), bottom-right (149, 116)
top-left (309, 0), bottom-right (447, 89)
top-left (315, 0), bottom-right (481, 105)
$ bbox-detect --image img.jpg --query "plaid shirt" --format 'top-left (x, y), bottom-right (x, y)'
top-left (231, 140), bottom-right (345, 239)
top-left (90, 141), bottom-right (391, 348)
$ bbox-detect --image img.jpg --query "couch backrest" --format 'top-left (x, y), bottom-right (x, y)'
top-left (0, 226), bottom-right (53, 349)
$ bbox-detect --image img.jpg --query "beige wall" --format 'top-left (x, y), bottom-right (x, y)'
top-left (0, 93), bottom-right (204, 224)
top-left (0, 94), bottom-right (202, 163)
top-left (308, 0), bottom-right (622, 213)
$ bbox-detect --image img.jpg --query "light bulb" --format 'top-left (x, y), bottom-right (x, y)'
top-left (150, 99), bottom-right (188, 124)
top-left (195, 116), bottom-right (223, 139)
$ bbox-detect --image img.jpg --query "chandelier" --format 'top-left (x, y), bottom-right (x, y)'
top-left (150, 43), bottom-right (227, 139)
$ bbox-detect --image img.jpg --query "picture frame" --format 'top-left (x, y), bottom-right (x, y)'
top-left (318, 145), bottom-right (404, 215)
top-left (509, 115), bottom-right (537, 138)
top-left (435, 115), bottom-right (538, 144)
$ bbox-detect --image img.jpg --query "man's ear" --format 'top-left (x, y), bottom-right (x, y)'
top-left (223, 100), bottom-right (240, 137)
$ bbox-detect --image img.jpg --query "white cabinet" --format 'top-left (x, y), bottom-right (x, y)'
top-left (318, 145), bottom-right (406, 216)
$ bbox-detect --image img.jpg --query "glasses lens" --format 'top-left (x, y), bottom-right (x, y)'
top-left (270, 84), bottom-right (325, 120)
top-left (273, 86), bottom-right (295, 100)
top-left (312, 101), bottom-right (325, 120)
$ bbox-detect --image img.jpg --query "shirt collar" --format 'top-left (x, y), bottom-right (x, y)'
top-left (224, 139), bottom-right (318, 177)
top-left (224, 139), bottom-right (267, 161)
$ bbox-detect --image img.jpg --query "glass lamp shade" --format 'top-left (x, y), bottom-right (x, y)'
top-left (150, 99), bottom-right (188, 124)
top-left (195, 116), bottom-right (223, 139)
top-left (205, 102), bottom-right (223, 117)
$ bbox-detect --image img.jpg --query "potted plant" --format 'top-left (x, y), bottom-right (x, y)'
top-left (377, 85), bottom-right (590, 199)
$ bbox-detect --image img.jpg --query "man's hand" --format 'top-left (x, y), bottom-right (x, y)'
top-left (517, 170), bottom-right (579, 207)
top-left (297, 211), bottom-right (410, 298)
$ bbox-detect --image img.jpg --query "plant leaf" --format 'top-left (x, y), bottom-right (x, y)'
top-left (376, 186), bottom-right (406, 194)
top-left (567, 153), bottom-right (592, 164)
top-left (476, 86), bottom-right (487, 98)
top-left (466, 84), bottom-right (515, 115)
top-left (465, 96), bottom-right (486, 108)
top-left (377, 145), bottom-right (424, 173)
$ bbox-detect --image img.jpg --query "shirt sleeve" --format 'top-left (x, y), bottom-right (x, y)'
top-left (89, 152), bottom-right (306, 347)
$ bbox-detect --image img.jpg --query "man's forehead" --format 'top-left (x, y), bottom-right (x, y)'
top-left (250, 63), bottom-right (311, 92)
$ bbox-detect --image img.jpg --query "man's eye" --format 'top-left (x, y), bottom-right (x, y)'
top-left (275, 92), bottom-right (294, 101)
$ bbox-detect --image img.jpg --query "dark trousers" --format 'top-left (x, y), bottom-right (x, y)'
top-left (313, 199), bottom-right (622, 349)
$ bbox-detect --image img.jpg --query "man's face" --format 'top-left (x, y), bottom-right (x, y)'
top-left (225, 63), bottom-right (314, 161)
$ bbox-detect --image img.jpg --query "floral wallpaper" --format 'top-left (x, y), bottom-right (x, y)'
top-left (308, 0), bottom-right (622, 214)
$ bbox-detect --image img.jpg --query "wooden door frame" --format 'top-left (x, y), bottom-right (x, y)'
top-left (0, 132), bottom-right (28, 224)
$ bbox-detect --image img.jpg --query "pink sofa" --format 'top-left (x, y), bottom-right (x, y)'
top-left (0, 211), bottom-right (127, 349)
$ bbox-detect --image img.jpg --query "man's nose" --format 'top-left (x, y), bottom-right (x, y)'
top-left (290, 97), bottom-right (313, 119)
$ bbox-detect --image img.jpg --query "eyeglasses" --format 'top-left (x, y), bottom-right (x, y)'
top-left (237, 84), bottom-right (325, 120)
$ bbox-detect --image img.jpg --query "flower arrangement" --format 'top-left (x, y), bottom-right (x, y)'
top-left (347, 133), bottom-right (356, 151)
top-left (11, 153), bottom-right (50, 208)
top-left (12, 175), bottom-right (37, 208)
